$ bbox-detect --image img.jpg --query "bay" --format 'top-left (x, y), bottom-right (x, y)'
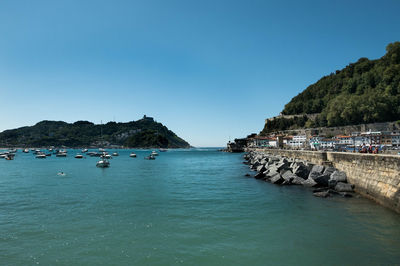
top-left (0, 149), bottom-right (400, 265)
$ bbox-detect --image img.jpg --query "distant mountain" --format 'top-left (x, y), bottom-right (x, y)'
top-left (0, 116), bottom-right (190, 148)
top-left (261, 42), bottom-right (400, 134)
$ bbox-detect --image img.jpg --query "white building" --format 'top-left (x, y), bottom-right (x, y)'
top-left (391, 134), bottom-right (400, 147)
top-left (251, 136), bottom-right (277, 148)
top-left (288, 135), bottom-right (307, 148)
top-left (354, 136), bottom-right (371, 146)
top-left (309, 136), bottom-right (322, 150)
top-left (320, 138), bottom-right (338, 149)
top-left (336, 135), bottom-right (354, 145)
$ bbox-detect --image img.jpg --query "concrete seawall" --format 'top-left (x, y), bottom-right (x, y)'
top-left (250, 149), bottom-right (400, 213)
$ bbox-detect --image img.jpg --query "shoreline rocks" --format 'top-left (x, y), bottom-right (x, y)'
top-left (243, 151), bottom-right (355, 198)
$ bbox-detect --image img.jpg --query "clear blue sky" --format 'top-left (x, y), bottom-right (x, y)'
top-left (0, 0), bottom-right (399, 147)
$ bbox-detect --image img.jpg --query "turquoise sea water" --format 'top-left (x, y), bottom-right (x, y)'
top-left (1, 149), bottom-right (400, 265)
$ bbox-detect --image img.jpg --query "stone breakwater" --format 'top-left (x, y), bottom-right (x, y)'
top-left (244, 151), bottom-right (355, 198)
top-left (247, 149), bottom-right (400, 213)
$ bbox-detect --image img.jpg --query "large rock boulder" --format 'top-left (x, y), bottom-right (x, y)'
top-left (256, 165), bottom-right (266, 173)
top-left (330, 171), bottom-right (347, 183)
top-left (278, 157), bottom-right (288, 164)
top-left (276, 162), bottom-right (290, 172)
top-left (292, 163), bottom-right (311, 179)
top-left (254, 172), bottom-right (265, 179)
top-left (308, 165), bottom-right (325, 180)
top-left (313, 174), bottom-right (331, 187)
top-left (323, 167), bottom-right (336, 176)
top-left (255, 155), bottom-right (264, 161)
top-left (270, 172), bottom-right (284, 184)
top-left (291, 175), bottom-right (305, 185)
top-left (302, 178), bottom-right (318, 187)
top-left (281, 170), bottom-right (295, 183)
top-left (267, 164), bottom-right (279, 173)
top-left (266, 168), bottom-right (279, 177)
top-left (335, 182), bottom-right (354, 192)
top-left (328, 179), bottom-right (338, 188)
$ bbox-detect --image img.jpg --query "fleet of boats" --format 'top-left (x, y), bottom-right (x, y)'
top-left (1, 147), bottom-right (169, 167)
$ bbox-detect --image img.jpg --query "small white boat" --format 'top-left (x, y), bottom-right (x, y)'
top-left (96, 156), bottom-right (110, 168)
top-left (99, 148), bottom-right (106, 152)
top-left (104, 154), bottom-right (112, 159)
top-left (56, 153), bottom-right (67, 157)
top-left (23, 149), bottom-right (29, 153)
top-left (82, 148), bottom-right (88, 153)
top-left (5, 154), bottom-right (15, 160)
top-left (75, 154), bottom-right (83, 159)
top-left (159, 148), bottom-right (168, 152)
top-left (112, 152), bottom-right (119, 156)
top-left (151, 151), bottom-right (159, 156)
top-left (36, 153), bottom-right (46, 159)
top-left (130, 153), bottom-right (137, 158)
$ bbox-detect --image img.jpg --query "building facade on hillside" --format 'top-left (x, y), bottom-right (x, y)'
top-left (249, 136), bottom-right (277, 148)
top-left (309, 136), bottom-right (322, 149)
top-left (321, 138), bottom-right (338, 149)
top-left (287, 135), bottom-right (307, 148)
top-left (336, 135), bottom-right (353, 145)
top-left (251, 136), bottom-right (269, 147)
top-left (361, 131), bottom-right (382, 145)
top-left (381, 133), bottom-right (392, 146)
top-left (354, 135), bottom-right (371, 146)
top-left (391, 134), bottom-right (400, 147)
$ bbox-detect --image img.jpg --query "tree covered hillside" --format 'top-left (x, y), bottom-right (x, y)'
top-left (282, 42), bottom-right (400, 128)
top-left (0, 116), bottom-right (190, 148)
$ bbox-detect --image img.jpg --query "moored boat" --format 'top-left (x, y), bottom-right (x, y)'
top-left (75, 154), bottom-right (83, 159)
top-left (36, 153), bottom-right (46, 159)
top-left (96, 155), bottom-right (110, 168)
top-left (145, 154), bottom-right (156, 160)
top-left (151, 151), bottom-right (159, 156)
top-left (5, 153), bottom-right (15, 160)
top-left (112, 152), bottom-right (119, 156)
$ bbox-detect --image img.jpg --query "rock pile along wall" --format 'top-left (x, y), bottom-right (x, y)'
top-left (252, 149), bottom-right (400, 213)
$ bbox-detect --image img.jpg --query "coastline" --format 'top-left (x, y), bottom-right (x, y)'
top-left (244, 148), bottom-right (400, 213)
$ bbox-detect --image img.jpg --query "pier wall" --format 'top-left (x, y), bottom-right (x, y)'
top-left (252, 149), bottom-right (400, 213)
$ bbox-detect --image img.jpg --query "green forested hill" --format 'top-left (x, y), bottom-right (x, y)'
top-left (0, 116), bottom-right (190, 148)
top-left (281, 42), bottom-right (400, 128)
